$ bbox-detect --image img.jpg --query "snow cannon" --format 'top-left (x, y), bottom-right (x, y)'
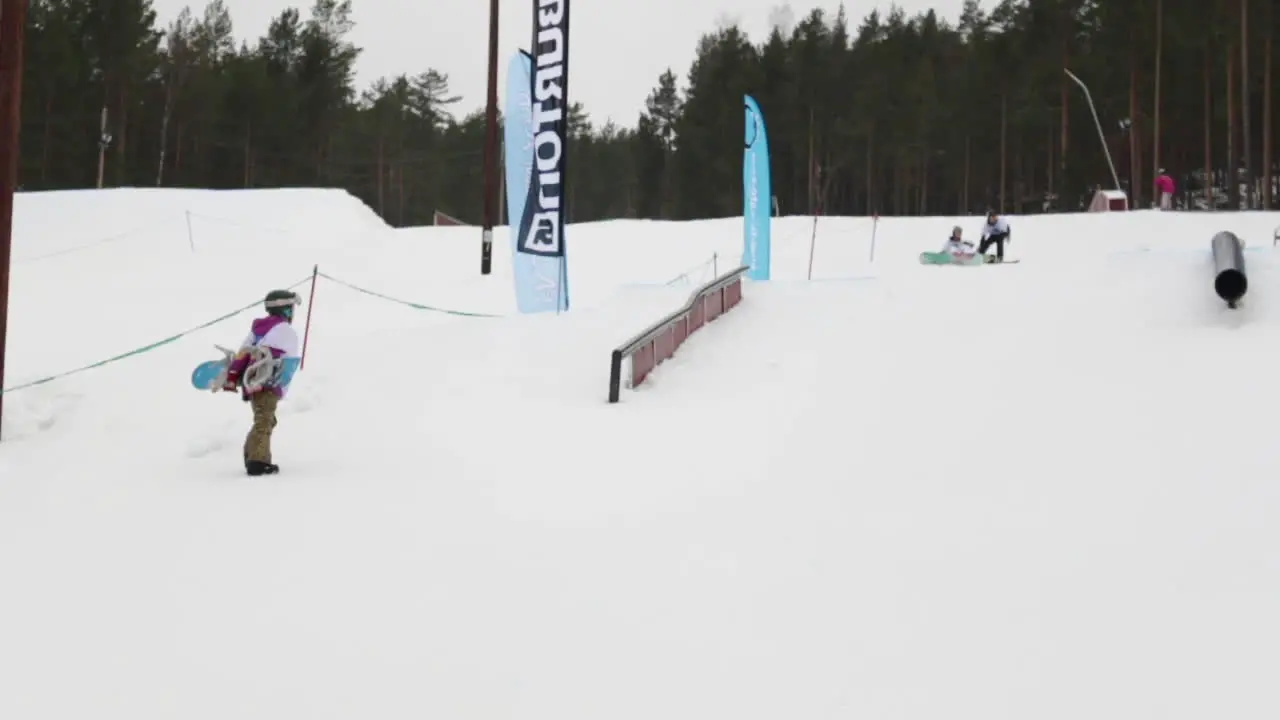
top-left (1211, 231), bottom-right (1247, 308)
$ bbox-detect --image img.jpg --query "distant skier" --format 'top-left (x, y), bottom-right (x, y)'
top-left (942, 226), bottom-right (977, 258)
top-left (978, 210), bottom-right (1010, 262)
top-left (1154, 169), bottom-right (1175, 210)
top-left (221, 289), bottom-right (302, 476)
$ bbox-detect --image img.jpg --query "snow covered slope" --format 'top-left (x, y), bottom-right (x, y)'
top-left (2, 189), bottom-right (1280, 719)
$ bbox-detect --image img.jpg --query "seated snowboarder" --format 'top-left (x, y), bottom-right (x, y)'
top-left (978, 210), bottom-right (1011, 262)
top-left (221, 289), bottom-right (302, 475)
top-left (942, 226), bottom-right (977, 258)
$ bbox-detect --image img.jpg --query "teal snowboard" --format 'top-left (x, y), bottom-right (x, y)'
top-left (920, 251), bottom-right (984, 266)
top-left (191, 359), bottom-right (228, 390)
top-left (919, 252), bottom-right (1018, 266)
top-left (191, 346), bottom-right (237, 391)
top-left (191, 345), bottom-right (301, 393)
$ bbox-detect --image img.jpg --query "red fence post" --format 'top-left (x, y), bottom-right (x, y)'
top-left (300, 265), bottom-right (318, 370)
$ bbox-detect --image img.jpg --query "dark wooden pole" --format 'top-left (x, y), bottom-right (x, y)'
top-left (0, 0), bottom-right (29, 438)
top-left (479, 0), bottom-right (499, 275)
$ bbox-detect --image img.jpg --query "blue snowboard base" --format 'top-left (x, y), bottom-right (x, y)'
top-left (191, 359), bottom-right (228, 391)
top-left (191, 346), bottom-right (238, 391)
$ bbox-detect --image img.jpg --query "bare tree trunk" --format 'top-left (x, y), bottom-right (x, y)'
top-left (1013, 130), bottom-right (1023, 212)
top-left (807, 107), bottom-right (815, 215)
top-left (1047, 122), bottom-right (1054, 201)
top-left (1227, 21), bottom-right (1238, 209)
top-left (919, 146), bottom-right (928, 214)
top-left (999, 93), bottom-right (1008, 212)
top-left (157, 79), bottom-right (173, 186)
top-left (820, 155), bottom-right (835, 215)
top-left (906, 159), bottom-right (913, 214)
top-left (40, 95), bottom-right (52, 184)
top-left (175, 122), bottom-right (184, 178)
top-left (1264, 0), bottom-right (1273, 208)
top-left (1060, 26), bottom-right (1070, 205)
top-left (243, 123), bottom-right (252, 188)
top-left (397, 163), bottom-right (406, 226)
top-left (1205, 44), bottom-right (1215, 209)
top-left (963, 133), bottom-right (971, 212)
top-left (96, 105), bottom-right (107, 189)
top-left (376, 134), bottom-right (385, 216)
top-left (1129, 57), bottom-right (1142, 207)
top-left (115, 84), bottom-right (129, 186)
top-left (896, 160), bottom-right (903, 215)
top-left (1153, 0), bottom-right (1163, 182)
top-left (865, 127), bottom-right (874, 215)
top-left (1241, 0), bottom-right (1251, 206)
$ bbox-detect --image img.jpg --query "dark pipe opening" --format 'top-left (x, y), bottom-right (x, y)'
top-left (1215, 269), bottom-right (1247, 304)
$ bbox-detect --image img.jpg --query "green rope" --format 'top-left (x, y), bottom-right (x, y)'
top-left (1, 276), bottom-right (312, 395)
top-left (2, 268), bottom-right (501, 396)
top-left (317, 272), bottom-right (503, 317)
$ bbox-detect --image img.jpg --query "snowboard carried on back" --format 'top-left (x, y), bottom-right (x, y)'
top-left (919, 251), bottom-right (1018, 266)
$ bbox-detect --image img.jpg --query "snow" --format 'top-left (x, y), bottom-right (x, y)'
top-left (3, 189), bottom-right (1280, 718)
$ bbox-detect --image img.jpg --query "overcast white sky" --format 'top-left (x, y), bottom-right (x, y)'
top-left (151, 0), bottom-right (966, 126)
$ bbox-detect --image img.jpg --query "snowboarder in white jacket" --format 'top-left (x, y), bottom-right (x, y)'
top-left (978, 210), bottom-right (1010, 262)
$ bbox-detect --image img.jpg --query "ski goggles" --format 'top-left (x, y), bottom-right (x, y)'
top-left (265, 295), bottom-right (302, 310)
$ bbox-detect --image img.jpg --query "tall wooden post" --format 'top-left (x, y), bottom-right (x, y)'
top-left (479, 0), bottom-right (499, 274)
top-left (0, 0), bottom-right (29, 438)
top-left (1263, 0), bottom-right (1273, 208)
top-left (1240, 0), bottom-right (1251, 206)
top-left (1152, 0), bottom-right (1163, 184)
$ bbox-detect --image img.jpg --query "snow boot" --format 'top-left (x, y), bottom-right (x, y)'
top-left (246, 460), bottom-right (279, 476)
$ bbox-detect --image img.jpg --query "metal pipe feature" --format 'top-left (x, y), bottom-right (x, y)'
top-left (1211, 231), bottom-right (1247, 307)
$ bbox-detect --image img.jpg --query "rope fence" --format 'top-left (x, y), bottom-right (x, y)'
top-left (1, 254), bottom-right (729, 395)
top-left (0, 268), bottom-right (506, 395)
top-left (0, 276), bottom-right (313, 395)
top-left (315, 272), bottom-right (502, 317)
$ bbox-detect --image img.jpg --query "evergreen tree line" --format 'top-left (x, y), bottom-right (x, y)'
top-left (13, 0), bottom-right (1280, 225)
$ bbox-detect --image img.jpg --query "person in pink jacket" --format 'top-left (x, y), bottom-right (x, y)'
top-left (1154, 170), bottom-right (1175, 210)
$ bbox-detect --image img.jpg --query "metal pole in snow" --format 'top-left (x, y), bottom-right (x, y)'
top-left (556, 256), bottom-right (567, 315)
top-left (807, 215), bottom-right (819, 280)
top-left (868, 214), bottom-right (880, 262)
top-left (1064, 68), bottom-right (1123, 193)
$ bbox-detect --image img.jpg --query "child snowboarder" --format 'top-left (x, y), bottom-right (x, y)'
top-left (942, 226), bottom-right (977, 258)
top-left (221, 289), bottom-right (302, 475)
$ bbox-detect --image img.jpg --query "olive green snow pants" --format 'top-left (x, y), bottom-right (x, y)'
top-left (244, 391), bottom-right (279, 464)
